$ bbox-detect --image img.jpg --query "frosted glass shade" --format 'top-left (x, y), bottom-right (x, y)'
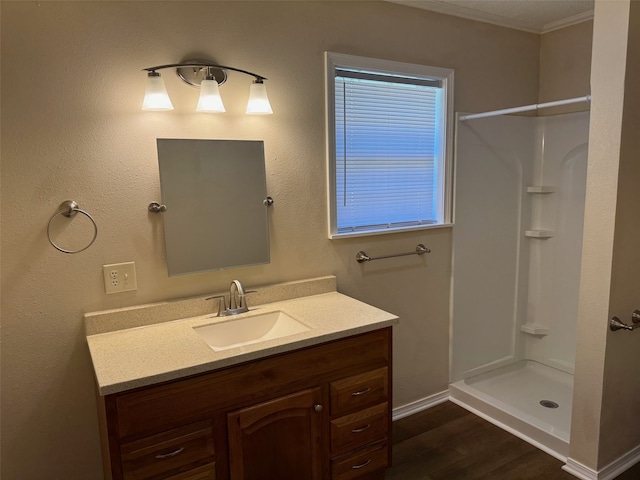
top-left (246, 82), bottom-right (273, 115)
top-left (196, 79), bottom-right (226, 112)
top-left (142, 74), bottom-right (174, 111)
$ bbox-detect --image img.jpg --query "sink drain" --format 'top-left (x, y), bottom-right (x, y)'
top-left (540, 400), bottom-right (559, 409)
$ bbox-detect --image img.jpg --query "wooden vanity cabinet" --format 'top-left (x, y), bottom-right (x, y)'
top-left (96, 327), bottom-right (392, 480)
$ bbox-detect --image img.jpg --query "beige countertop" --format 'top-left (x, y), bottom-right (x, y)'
top-left (86, 288), bottom-right (398, 396)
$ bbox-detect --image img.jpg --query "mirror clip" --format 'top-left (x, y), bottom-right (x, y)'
top-left (149, 202), bottom-right (167, 213)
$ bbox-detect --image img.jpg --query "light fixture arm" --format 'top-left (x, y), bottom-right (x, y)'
top-left (142, 63), bottom-right (267, 83)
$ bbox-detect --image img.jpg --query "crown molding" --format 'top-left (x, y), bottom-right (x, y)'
top-left (387, 0), bottom-right (594, 35)
top-left (542, 10), bottom-right (594, 34)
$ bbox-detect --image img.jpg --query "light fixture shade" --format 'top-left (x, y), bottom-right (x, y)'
top-left (142, 74), bottom-right (174, 111)
top-left (196, 79), bottom-right (226, 112)
top-left (246, 81), bottom-right (273, 115)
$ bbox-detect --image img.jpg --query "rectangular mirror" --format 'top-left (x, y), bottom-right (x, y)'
top-left (157, 139), bottom-right (270, 276)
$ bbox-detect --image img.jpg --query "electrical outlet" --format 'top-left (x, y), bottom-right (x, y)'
top-left (103, 262), bottom-right (137, 294)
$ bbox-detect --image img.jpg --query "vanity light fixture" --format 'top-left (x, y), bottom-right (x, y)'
top-left (142, 60), bottom-right (273, 115)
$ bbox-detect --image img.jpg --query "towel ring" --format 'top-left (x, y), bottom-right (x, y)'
top-left (47, 200), bottom-right (98, 254)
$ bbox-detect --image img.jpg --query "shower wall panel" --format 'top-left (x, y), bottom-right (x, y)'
top-left (524, 112), bottom-right (589, 372)
top-left (451, 116), bottom-right (535, 382)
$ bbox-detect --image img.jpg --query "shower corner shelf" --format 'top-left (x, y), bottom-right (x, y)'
top-left (525, 229), bottom-right (554, 238)
top-left (527, 186), bottom-right (556, 193)
top-left (520, 324), bottom-right (550, 336)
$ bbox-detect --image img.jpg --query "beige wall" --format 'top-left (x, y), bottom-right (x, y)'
top-left (0, 1), bottom-right (540, 477)
top-left (539, 20), bottom-right (593, 115)
top-left (599, 0), bottom-right (640, 468)
top-left (569, 0), bottom-right (640, 471)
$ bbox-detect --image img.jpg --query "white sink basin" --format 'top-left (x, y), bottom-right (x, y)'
top-left (193, 311), bottom-right (310, 352)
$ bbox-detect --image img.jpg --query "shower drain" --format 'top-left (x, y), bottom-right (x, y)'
top-left (540, 400), bottom-right (559, 409)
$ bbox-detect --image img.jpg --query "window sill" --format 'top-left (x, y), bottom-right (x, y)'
top-left (329, 223), bottom-right (453, 240)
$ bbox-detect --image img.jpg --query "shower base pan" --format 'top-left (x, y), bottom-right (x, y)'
top-left (449, 360), bottom-right (573, 461)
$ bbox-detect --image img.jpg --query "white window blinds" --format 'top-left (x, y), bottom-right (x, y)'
top-left (334, 68), bottom-right (445, 234)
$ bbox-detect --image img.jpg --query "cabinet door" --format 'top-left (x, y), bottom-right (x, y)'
top-left (228, 388), bottom-right (323, 480)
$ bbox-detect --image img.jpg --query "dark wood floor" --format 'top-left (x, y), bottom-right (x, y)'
top-left (385, 401), bottom-right (640, 480)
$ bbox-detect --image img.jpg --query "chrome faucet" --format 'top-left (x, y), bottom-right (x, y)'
top-left (206, 280), bottom-right (256, 317)
top-left (229, 279), bottom-right (247, 312)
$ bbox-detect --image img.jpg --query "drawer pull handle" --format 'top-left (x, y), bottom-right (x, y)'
top-left (351, 459), bottom-right (371, 470)
top-left (351, 424), bottom-right (371, 433)
top-left (351, 387), bottom-right (371, 397)
top-left (155, 447), bottom-right (185, 459)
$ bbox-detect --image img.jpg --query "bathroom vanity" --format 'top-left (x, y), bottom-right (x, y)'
top-left (85, 277), bottom-right (398, 480)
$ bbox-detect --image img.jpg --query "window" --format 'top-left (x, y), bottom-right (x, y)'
top-left (325, 52), bottom-right (454, 238)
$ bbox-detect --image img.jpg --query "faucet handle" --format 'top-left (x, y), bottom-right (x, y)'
top-left (206, 294), bottom-right (228, 316)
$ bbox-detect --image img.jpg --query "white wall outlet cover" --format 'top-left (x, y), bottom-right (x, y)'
top-left (102, 262), bottom-right (137, 294)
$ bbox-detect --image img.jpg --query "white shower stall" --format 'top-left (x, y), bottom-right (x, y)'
top-left (449, 110), bottom-right (590, 460)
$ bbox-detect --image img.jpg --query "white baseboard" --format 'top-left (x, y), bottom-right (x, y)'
top-left (562, 458), bottom-right (597, 480)
top-left (392, 390), bottom-right (449, 421)
top-left (598, 443), bottom-right (640, 479)
top-left (563, 444), bottom-right (640, 480)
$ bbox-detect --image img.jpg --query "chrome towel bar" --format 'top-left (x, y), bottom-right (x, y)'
top-left (356, 244), bottom-right (430, 263)
top-left (610, 310), bottom-right (640, 331)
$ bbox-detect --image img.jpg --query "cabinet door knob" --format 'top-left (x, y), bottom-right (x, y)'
top-left (314, 404), bottom-right (323, 413)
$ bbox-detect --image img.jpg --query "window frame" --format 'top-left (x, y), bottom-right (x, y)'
top-left (324, 52), bottom-right (455, 239)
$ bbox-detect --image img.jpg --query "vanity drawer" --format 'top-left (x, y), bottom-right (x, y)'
top-left (331, 441), bottom-right (388, 480)
top-left (163, 463), bottom-right (216, 480)
top-left (331, 402), bottom-right (388, 454)
top-left (330, 367), bottom-right (388, 417)
top-left (121, 421), bottom-right (215, 479)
